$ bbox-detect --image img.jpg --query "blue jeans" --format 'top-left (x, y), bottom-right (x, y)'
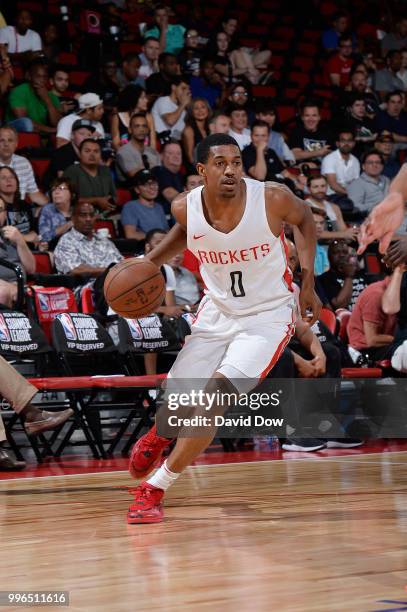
top-left (7, 117), bottom-right (34, 132)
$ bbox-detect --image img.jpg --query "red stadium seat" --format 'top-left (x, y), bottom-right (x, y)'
top-left (319, 308), bottom-right (337, 335)
top-left (94, 219), bottom-right (117, 238)
top-left (298, 42), bottom-right (318, 56)
top-left (120, 42), bottom-right (142, 55)
top-left (275, 105), bottom-right (297, 124)
top-left (364, 253), bottom-right (382, 275)
top-left (33, 252), bottom-right (53, 274)
top-left (57, 52), bottom-right (78, 66)
top-left (17, 132), bottom-right (41, 150)
top-left (252, 86), bottom-right (277, 98)
top-left (69, 71), bottom-right (91, 87)
top-left (30, 158), bottom-right (51, 186)
top-left (80, 287), bottom-right (95, 314)
top-left (336, 308), bottom-right (351, 343)
top-left (116, 188), bottom-right (132, 207)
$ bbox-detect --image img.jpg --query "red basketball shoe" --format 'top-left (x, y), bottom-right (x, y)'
top-left (127, 482), bottom-right (164, 524)
top-left (129, 424), bottom-right (172, 479)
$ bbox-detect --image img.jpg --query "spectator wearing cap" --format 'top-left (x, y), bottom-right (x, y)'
top-left (56, 93), bottom-right (104, 148)
top-left (54, 202), bottom-right (122, 278)
top-left (47, 119), bottom-right (96, 179)
top-left (121, 170), bottom-right (168, 240)
top-left (151, 76), bottom-right (191, 141)
top-left (374, 132), bottom-right (400, 179)
top-left (0, 10), bottom-right (42, 64)
top-left (63, 139), bottom-right (116, 214)
top-left (5, 60), bottom-right (61, 134)
top-left (0, 125), bottom-right (48, 205)
top-left (347, 150), bottom-right (390, 214)
top-left (115, 113), bottom-right (161, 183)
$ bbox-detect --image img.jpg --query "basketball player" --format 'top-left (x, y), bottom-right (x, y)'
top-left (127, 133), bottom-right (321, 524)
top-left (358, 164), bottom-right (407, 255)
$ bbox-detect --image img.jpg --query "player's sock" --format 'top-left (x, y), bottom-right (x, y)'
top-left (147, 459), bottom-right (180, 491)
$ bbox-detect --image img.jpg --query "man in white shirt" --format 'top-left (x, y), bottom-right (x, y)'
top-left (0, 125), bottom-right (47, 205)
top-left (151, 76), bottom-right (191, 141)
top-left (321, 128), bottom-right (360, 195)
top-left (0, 10), bottom-right (42, 62)
top-left (228, 107), bottom-right (251, 150)
top-left (56, 93), bottom-right (105, 148)
top-left (139, 37), bottom-right (160, 79)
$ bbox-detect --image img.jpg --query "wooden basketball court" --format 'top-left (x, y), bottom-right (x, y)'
top-left (1, 452), bottom-right (407, 611)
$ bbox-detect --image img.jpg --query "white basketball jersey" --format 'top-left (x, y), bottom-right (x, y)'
top-left (186, 178), bottom-right (294, 315)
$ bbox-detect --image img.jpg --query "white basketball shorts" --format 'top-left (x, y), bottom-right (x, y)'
top-left (168, 296), bottom-right (296, 393)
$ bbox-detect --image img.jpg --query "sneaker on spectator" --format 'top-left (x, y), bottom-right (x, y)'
top-left (326, 439), bottom-right (364, 448)
top-left (281, 438), bottom-right (326, 451)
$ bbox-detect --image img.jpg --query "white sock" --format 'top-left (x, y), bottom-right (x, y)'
top-left (147, 460), bottom-right (180, 491)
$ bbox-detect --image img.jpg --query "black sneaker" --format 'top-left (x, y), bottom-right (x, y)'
top-left (326, 439), bottom-right (364, 448)
top-left (281, 438), bottom-right (326, 452)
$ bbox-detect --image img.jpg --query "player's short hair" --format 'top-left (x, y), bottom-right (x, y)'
top-left (196, 134), bottom-right (240, 164)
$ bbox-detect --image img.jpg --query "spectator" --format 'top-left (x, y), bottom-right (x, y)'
top-left (382, 265), bottom-right (407, 374)
top-left (288, 100), bottom-right (333, 162)
top-left (374, 131), bottom-right (400, 179)
top-left (325, 34), bottom-right (354, 88)
top-left (374, 91), bottom-right (407, 144)
top-left (316, 239), bottom-right (367, 310)
top-left (54, 202), bottom-right (122, 277)
top-left (0, 166), bottom-right (37, 243)
top-left (116, 53), bottom-right (144, 89)
top-left (151, 75), bottom-right (191, 141)
top-left (228, 107), bottom-right (251, 149)
top-left (185, 174), bottom-right (203, 190)
top-left (47, 119), bottom-right (96, 179)
top-left (255, 100), bottom-right (295, 164)
top-left (169, 252), bottom-right (200, 305)
top-left (322, 12), bottom-right (352, 52)
top-left (341, 68), bottom-right (380, 116)
top-left (110, 85), bottom-right (155, 151)
top-left (208, 111), bottom-right (230, 134)
top-left (311, 208), bottom-right (330, 275)
top-left (242, 120), bottom-right (285, 181)
top-left (144, 5), bottom-right (186, 55)
top-left (145, 52), bottom-right (180, 99)
top-left (182, 98), bottom-right (211, 168)
top-left (374, 50), bottom-right (405, 99)
top-left (38, 177), bottom-right (77, 245)
top-left (121, 169), bottom-right (168, 240)
top-left (227, 82), bottom-right (254, 123)
top-left (347, 150), bottom-right (390, 214)
top-left (305, 175), bottom-right (358, 240)
top-left (49, 65), bottom-right (76, 116)
top-left (321, 129), bottom-right (360, 196)
top-left (210, 31), bottom-right (235, 85)
top-left (381, 16), bottom-right (407, 55)
top-left (0, 42), bottom-right (12, 99)
top-left (178, 29), bottom-right (203, 77)
top-left (56, 93), bottom-right (105, 148)
top-left (83, 58), bottom-right (120, 110)
top-left (115, 113), bottom-right (161, 183)
top-left (348, 271), bottom-right (396, 363)
top-left (63, 139), bottom-right (116, 213)
top-left (189, 58), bottom-right (225, 109)
top-left (0, 126), bottom-right (48, 205)
top-left (139, 37), bottom-right (160, 80)
top-left (397, 48), bottom-right (407, 89)
top-left (342, 95), bottom-right (377, 156)
top-left (41, 21), bottom-right (61, 62)
top-left (0, 10), bottom-right (42, 63)
top-left (5, 60), bottom-right (61, 134)
top-left (153, 140), bottom-right (184, 213)
top-left (0, 195), bottom-right (35, 307)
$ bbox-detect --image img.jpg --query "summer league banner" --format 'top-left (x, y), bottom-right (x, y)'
top-left (155, 378), bottom-right (407, 439)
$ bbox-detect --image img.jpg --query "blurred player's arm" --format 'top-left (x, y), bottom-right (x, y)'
top-left (145, 192), bottom-right (188, 268)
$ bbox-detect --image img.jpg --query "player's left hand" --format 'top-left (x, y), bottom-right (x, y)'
top-left (299, 285), bottom-right (321, 327)
top-left (310, 355), bottom-right (326, 377)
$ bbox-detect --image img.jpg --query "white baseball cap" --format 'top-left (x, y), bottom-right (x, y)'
top-left (78, 93), bottom-right (103, 112)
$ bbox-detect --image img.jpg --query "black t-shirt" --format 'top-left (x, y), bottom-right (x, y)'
top-left (153, 166), bottom-right (184, 214)
top-left (288, 124), bottom-right (333, 154)
top-left (316, 269), bottom-right (367, 310)
top-left (6, 201), bottom-right (35, 237)
top-left (47, 142), bottom-right (79, 180)
top-left (242, 144), bottom-right (285, 180)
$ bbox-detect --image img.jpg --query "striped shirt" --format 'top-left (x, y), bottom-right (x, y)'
top-left (1, 154), bottom-right (39, 198)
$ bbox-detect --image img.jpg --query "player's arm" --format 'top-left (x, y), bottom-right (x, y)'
top-left (144, 192), bottom-right (188, 268)
top-left (265, 183), bottom-right (321, 325)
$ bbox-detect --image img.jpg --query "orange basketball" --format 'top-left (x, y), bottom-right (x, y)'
top-left (104, 258), bottom-right (166, 318)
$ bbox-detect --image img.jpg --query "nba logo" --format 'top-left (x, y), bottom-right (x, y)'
top-left (57, 313), bottom-right (77, 340)
top-left (127, 318), bottom-right (143, 340)
top-left (38, 293), bottom-right (49, 311)
top-left (0, 314), bottom-right (10, 342)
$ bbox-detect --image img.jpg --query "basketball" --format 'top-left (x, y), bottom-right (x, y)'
top-left (104, 258), bottom-right (166, 318)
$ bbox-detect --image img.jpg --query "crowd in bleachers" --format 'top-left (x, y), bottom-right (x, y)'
top-left (1, 0), bottom-right (407, 463)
